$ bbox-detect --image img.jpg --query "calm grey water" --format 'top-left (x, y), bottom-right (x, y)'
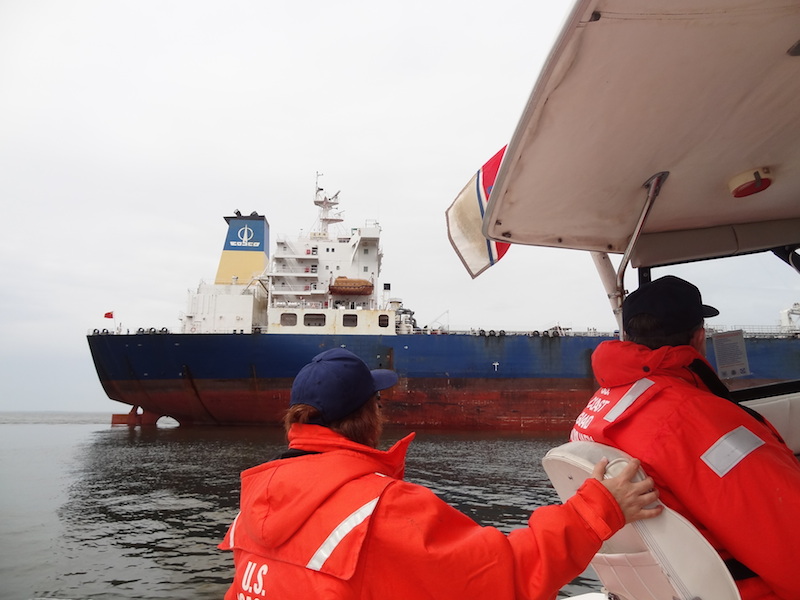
top-left (0, 412), bottom-right (599, 600)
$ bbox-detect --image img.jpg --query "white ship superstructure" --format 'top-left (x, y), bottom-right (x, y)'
top-left (179, 186), bottom-right (415, 336)
top-left (266, 187), bottom-right (396, 335)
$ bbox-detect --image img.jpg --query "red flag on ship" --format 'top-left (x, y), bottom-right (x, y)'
top-left (104, 311), bottom-right (114, 319)
top-left (445, 146), bottom-right (511, 278)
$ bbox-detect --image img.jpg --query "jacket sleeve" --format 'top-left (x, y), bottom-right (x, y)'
top-left (508, 477), bottom-right (624, 600)
top-left (362, 477), bottom-right (623, 600)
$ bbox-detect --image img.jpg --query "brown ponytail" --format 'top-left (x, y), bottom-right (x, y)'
top-left (284, 395), bottom-right (384, 448)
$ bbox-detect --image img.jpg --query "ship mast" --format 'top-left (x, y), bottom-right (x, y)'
top-left (312, 172), bottom-right (343, 240)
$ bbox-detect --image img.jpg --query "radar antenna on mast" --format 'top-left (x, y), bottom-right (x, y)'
top-left (311, 172), bottom-right (344, 239)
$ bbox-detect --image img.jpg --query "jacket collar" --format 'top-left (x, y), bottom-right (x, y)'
top-left (287, 423), bottom-right (415, 480)
top-left (592, 340), bottom-right (714, 390)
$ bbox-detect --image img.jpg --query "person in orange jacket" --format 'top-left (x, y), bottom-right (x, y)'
top-left (219, 348), bottom-right (661, 600)
top-left (571, 275), bottom-right (800, 600)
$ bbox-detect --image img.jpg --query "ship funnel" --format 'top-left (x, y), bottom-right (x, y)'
top-left (215, 212), bottom-right (270, 285)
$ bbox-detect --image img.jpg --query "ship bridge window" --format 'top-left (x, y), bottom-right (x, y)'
top-left (379, 314), bottom-right (389, 327)
top-left (363, 266), bottom-right (368, 272)
top-left (304, 313), bottom-right (326, 327)
top-left (280, 313), bottom-right (297, 326)
top-left (363, 248), bottom-right (369, 255)
top-left (343, 314), bottom-right (358, 327)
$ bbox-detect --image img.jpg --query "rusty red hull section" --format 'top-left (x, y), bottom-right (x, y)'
top-left (98, 375), bottom-right (596, 433)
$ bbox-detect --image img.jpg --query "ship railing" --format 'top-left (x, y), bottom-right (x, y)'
top-left (270, 300), bottom-right (326, 309)
top-left (408, 326), bottom-right (798, 339)
top-left (404, 328), bottom-right (618, 337)
top-left (269, 266), bottom-right (319, 274)
top-left (270, 284), bottom-right (325, 293)
top-left (192, 280), bottom-right (266, 298)
top-left (271, 254), bottom-right (318, 261)
top-left (706, 324), bottom-right (800, 338)
top-left (273, 235), bottom-right (319, 257)
top-left (88, 327), bottom-right (172, 335)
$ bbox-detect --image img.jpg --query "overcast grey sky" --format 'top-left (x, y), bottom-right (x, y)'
top-left (1, 1), bottom-right (797, 412)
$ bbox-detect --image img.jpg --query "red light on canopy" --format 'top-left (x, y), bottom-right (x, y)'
top-left (728, 167), bottom-right (772, 198)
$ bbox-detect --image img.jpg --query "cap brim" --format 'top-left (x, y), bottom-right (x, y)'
top-left (371, 369), bottom-right (399, 391)
top-left (702, 304), bottom-right (719, 318)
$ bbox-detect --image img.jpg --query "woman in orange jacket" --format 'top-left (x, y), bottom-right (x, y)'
top-left (220, 348), bottom-right (661, 600)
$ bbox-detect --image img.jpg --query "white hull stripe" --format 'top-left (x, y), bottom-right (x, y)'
top-left (604, 378), bottom-right (655, 422)
top-left (306, 497), bottom-right (380, 571)
top-left (701, 426), bottom-right (765, 477)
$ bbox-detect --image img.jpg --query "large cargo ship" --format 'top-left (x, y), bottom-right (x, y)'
top-left (87, 185), bottom-right (800, 430)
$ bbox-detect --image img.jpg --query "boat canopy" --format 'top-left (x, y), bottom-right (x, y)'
top-left (483, 0), bottom-right (800, 270)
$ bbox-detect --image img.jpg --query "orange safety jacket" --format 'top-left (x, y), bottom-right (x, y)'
top-left (571, 340), bottom-right (800, 600)
top-left (219, 423), bottom-right (626, 600)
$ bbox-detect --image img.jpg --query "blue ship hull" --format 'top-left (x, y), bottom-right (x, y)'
top-left (86, 331), bottom-right (800, 430)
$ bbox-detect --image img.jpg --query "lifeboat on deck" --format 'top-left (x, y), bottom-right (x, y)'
top-left (329, 276), bottom-right (374, 296)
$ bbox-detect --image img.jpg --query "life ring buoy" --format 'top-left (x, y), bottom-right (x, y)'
top-left (190, 327), bottom-right (196, 333)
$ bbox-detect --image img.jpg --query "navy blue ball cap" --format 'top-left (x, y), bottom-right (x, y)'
top-left (290, 348), bottom-right (398, 424)
top-left (623, 275), bottom-right (719, 336)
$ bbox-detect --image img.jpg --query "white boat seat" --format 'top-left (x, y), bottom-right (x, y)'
top-left (742, 390), bottom-right (800, 455)
top-left (542, 441), bottom-right (741, 600)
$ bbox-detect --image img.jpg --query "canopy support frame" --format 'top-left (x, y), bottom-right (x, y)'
top-left (592, 171), bottom-right (669, 338)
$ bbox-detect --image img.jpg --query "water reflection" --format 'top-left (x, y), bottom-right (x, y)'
top-left (50, 426), bottom-right (283, 599)
top-left (402, 430), bottom-right (566, 531)
top-left (43, 426), bottom-right (595, 599)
